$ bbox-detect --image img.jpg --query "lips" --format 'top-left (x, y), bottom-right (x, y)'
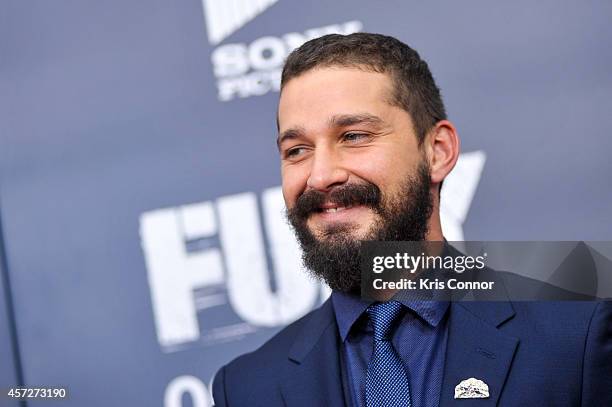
top-left (289, 182), bottom-right (382, 222)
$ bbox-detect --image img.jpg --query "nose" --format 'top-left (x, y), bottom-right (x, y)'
top-left (306, 146), bottom-right (349, 191)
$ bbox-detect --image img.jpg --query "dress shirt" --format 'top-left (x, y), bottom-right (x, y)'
top-left (332, 291), bottom-right (449, 407)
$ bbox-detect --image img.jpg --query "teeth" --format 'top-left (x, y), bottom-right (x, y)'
top-left (323, 205), bottom-right (353, 213)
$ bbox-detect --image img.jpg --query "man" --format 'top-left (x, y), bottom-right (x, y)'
top-left (213, 33), bottom-right (611, 406)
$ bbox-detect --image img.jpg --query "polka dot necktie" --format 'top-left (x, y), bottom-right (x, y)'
top-left (365, 301), bottom-right (412, 407)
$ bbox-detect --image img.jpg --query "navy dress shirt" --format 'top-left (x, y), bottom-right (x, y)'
top-left (332, 291), bottom-right (449, 407)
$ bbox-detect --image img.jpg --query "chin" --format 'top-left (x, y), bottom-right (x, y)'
top-left (310, 222), bottom-right (375, 242)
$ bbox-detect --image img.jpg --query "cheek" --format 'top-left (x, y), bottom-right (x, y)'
top-left (281, 167), bottom-right (307, 208)
top-left (347, 152), bottom-right (423, 209)
top-left (344, 149), bottom-right (410, 189)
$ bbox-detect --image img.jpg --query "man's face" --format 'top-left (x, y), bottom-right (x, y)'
top-left (277, 66), bottom-right (433, 292)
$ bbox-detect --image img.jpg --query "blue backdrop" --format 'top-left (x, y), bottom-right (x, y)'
top-left (1, 1), bottom-right (611, 406)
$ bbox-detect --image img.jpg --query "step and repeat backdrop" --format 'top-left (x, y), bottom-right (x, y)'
top-left (1, 0), bottom-right (611, 406)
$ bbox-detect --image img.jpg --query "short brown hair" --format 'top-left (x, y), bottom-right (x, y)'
top-left (281, 33), bottom-right (447, 144)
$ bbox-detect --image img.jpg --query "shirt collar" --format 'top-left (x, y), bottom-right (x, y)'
top-left (331, 239), bottom-right (457, 341)
top-left (331, 290), bottom-right (449, 342)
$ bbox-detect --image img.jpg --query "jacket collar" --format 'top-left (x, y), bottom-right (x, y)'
top-left (281, 299), bottom-right (346, 406)
top-left (439, 295), bottom-right (518, 405)
top-left (283, 280), bottom-right (519, 407)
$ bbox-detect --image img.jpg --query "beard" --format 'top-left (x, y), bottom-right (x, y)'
top-left (286, 161), bottom-right (434, 294)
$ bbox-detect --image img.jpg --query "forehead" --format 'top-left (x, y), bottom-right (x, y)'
top-left (278, 67), bottom-right (396, 130)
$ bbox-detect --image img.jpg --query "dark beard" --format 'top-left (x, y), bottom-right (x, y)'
top-left (286, 161), bottom-right (433, 293)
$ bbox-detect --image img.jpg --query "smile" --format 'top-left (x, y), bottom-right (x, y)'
top-left (321, 205), bottom-right (354, 213)
top-left (309, 204), bottom-right (373, 225)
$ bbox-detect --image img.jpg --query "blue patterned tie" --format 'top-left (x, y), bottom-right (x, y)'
top-left (365, 301), bottom-right (412, 407)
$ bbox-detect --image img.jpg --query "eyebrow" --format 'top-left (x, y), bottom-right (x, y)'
top-left (277, 126), bottom-right (306, 150)
top-left (277, 113), bottom-right (386, 150)
top-left (328, 113), bottom-right (386, 128)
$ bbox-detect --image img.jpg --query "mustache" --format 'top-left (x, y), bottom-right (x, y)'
top-left (288, 182), bottom-right (381, 221)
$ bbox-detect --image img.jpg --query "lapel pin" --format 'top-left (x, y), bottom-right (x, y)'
top-left (454, 377), bottom-right (490, 399)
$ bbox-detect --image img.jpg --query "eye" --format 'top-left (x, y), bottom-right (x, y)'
top-left (343, 132), bottom-right (369, 142)
top-left (284, 146), bottom-right (306, 159)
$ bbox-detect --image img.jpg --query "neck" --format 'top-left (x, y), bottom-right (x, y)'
top-left (425, 191), bottom-right (444, 241)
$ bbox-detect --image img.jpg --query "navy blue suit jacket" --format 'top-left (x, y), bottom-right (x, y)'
top-left (213, 297), bottom-right (612, 406)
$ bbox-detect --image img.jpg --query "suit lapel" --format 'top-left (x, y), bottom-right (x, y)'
top-left (439, 301), bottom-right (518, 406)
top-left (280, 299), bottom-right (346, 407)
top-left (279, 288), bottom-right (520, 406)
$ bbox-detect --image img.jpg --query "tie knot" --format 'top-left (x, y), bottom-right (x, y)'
top-left (366, 301), bottom-right (405, 341)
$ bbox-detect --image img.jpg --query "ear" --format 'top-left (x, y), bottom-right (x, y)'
top-left (425, 120), bottom-right (460, 185)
